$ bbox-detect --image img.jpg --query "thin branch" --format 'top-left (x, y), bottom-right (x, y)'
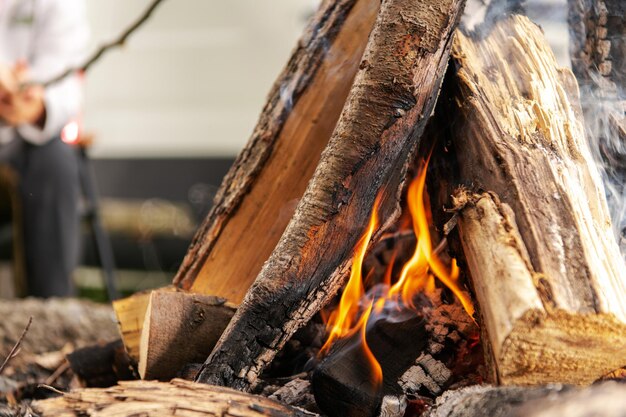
top-left (37, 384), bottom-right (65, 395)
top-left (0, 316), bottom-right (33, 375)
top-left (42, 0), bottom-right (167, 87)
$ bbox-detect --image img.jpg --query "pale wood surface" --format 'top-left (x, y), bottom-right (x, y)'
top-left (0, 298), bottom-right (117, 362)
top-left (112, 289), bottom-right (160, 361)
top-left (456, 191), bottom-right (626, 385)
top-left (138, 291), bottom-right (235, 380)
top-left (174, 0), bottom-right (381, 304)
top-left (34, 379), bottom-right (316, 417)
top-left (449, 15), bottom-right (626, 385)
top-left (196, 0), bottom-right (466, 390)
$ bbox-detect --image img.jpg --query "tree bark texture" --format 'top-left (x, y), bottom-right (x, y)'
top-left (33, 379), bottom-right (316, 417)
top-left (172, 0), bottom-right (381, 304)
top-left (448, 15), bottom-right (626, 385)
top-left (567, 0), bottom-right (626, 255)
top-left (196, 0), bottom-right (466, 391)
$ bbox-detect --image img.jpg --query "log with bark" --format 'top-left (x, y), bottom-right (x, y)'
top-left (33, 379), bottom-right (316, 417)
top-left (444, 15), bottom-right (626, 385)
top-left (173, 0), bottom-right (381, 304)
top-left (195, 0), bottom-right (466, 391)
top-left (112, 288), bottom-right (169, 362)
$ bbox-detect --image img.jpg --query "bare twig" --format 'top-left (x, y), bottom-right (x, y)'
top-left (0, 316), bottom-right (33, 374)
top-left (37, 384), bottom-right (65, 395)
top-left (44, 360), bottom-right (71, 386)
top-left (42, 0), bottom-right (167, 87)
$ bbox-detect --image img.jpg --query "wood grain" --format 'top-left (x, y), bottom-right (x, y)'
top-left (174, 0), bottom-right (381, 304)
top-left (34, 379), bottom-right (315, 417)
top-left (448, 15), bottom-right (626, 384)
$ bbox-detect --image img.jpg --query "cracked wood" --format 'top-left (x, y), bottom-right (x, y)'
top-left (449, 15), bottom-right (626, 385)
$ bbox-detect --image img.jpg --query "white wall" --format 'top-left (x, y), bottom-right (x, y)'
top-left (83, 1), bottom-right (569, 158)
top-left (83, 1), bottom-right (317, 158)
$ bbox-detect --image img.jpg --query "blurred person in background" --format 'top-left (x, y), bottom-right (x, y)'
top-left (0, 0), bottom-right (89, 297)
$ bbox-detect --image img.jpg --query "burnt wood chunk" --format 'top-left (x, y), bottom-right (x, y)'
top-left (66, 340), bottom-right (136, 388)
top-left (312, 315), bottom-right (427, 417)
top-left (447, 15), bottom-right (626, 384)
top-left (195, 0), bottom-right (466, 391)
top-left (312, 291), bottom-right (480, 417)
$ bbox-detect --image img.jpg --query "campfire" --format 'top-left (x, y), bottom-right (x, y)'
top-left (3, 0), bottom-right (626, 416)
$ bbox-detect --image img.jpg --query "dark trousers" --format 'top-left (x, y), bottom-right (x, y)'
top-left (1, 136), bottom-right (80, 297)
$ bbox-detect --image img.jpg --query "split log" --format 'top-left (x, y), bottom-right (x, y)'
top-left (196, 0), bottom-right (466, 390)
top-left (138, 291), bottom-right (235, 380)
top-left (173, 0), bottom-right (381, 304)
top-left (112, 287), bottom-right (173, 362)
top-left (447, 15), bottom-right (626, 384)
top-left (33, 379), bottom-right (316, 417)
top-left (425, 382), bottom-right (626, 417)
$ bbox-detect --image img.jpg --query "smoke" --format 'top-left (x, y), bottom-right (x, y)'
top-left (462, 0), bottom-right (626, 257)
top-left (579, 78), bottom-right (626, 255)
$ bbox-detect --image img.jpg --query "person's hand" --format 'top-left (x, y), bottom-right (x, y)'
top-left (0, 61), bottom-right (46, 128)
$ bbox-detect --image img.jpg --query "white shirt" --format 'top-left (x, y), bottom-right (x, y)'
top-left (0, 0), bottom-right (89, 145)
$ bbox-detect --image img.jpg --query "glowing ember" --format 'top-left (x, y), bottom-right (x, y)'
top-left (320, 159), bottom-right (475, 384)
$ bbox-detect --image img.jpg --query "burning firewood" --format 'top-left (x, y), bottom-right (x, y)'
top-left (446, 15), bottom-right (626, 384)
top-left (195, 0), bottom-right (466, 391)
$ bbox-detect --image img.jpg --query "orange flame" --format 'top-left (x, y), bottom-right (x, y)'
top-left (321, 194), bottom-right (381, 354)
top-left (320, 159), bottom-right (475, 383)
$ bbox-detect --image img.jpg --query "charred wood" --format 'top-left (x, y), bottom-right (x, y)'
top-left (66, 340), bottom-right (136, 388)
top-left (196, 0), bottom-right (466, 391)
